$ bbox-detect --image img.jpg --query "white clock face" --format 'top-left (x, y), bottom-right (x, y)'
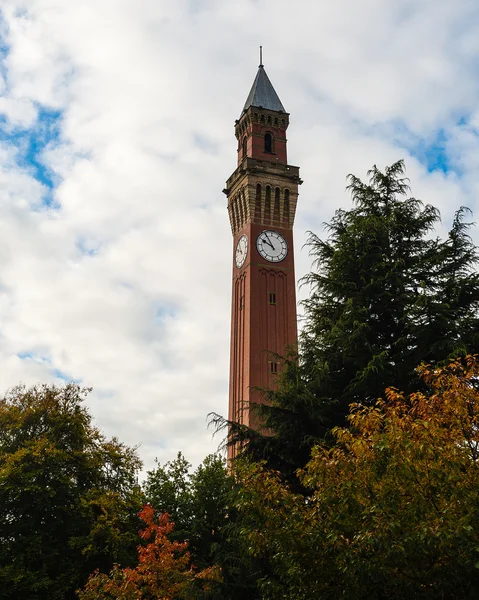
top-left (256, 230), bottom-right (288, 263)
top-left (235, 234), bottom-right (248, 268)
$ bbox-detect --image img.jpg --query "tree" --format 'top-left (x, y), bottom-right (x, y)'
top-left (301, 162), bottom-right (479, 408)
top-left (188, 454), bottom-right (233, 571)
top-left (220, 160), bottom-right (479, 479)
top-left (144, 453), bottom-right (262, 599)
top-left (0, 383), bottom-right (143, 600)
top-left (143, 452), bottom-right (194, 542)
top-left (233, 356), bottom-right (479, 599)
top-left (78, 505), bottom-right (220, 600)
top-left (144, 453), bottom-right (231, 570)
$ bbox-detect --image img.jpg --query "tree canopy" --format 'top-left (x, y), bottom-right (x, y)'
top-left (233, 357), bottom-right (479, 599)
top-left (144, 452), bottom-right (231, 572)
top-left (143, 452), bottom-right (262, 599)
top-left (0, 383), bottom-right (143, 600)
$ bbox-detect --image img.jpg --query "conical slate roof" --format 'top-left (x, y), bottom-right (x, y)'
top-left (242, 65), bottom-right (285, 114)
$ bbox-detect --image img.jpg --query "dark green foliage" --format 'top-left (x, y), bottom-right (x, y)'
top-left (0, 383), bottom-right (143, 600)
top-left (143, 453), bottom-right (262, 599)
top-left (144, 453), bottom-right (231, 571)
top-left (301, 162), bottom-right (479, 407)
top-left (143, 451), bottom-right (193, 540)
top-left (218, 161), bottom-right (479, 481)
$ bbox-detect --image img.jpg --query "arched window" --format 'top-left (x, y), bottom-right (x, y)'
top-left (264, 132), bottom-right (273, 153)
top-left (242, 137), bottom-right (247, 159)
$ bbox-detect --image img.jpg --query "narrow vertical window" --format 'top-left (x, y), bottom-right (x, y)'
top-left (269, 292), bottom-right (276, 305)
top-left (239, 296), bottom-right (244, 310)
top-left (242, 137), bottom-right (247, 159)
top-left (273, 187), bottom-right (280, 225)
top-left (241, 189), bottom-right (248, 224)
top-left (255, 184), bottom-right (262, 222)
top-left (283, 189), bottom-right (290, 226)
top-left (231, 197), bottom-right (238, 232)
top-left (237, 192), bottom-right (244, 228)
top-left (264, 186), bottom-right (271, 224)
top-left (264, 132), bottom-right (273, 153)
top-left (269, 361), bottom-right (278, 374)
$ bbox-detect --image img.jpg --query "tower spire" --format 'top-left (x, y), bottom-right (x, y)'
top-left (259, 45), bottom-right (263, 67)
top-left (242, 62), bottom-right (285, 114)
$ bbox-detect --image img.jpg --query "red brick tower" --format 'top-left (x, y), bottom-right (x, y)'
top-left (224, 60), bottom-right (302, 459)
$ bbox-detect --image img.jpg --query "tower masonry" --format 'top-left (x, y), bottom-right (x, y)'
top-left (224, 62), bottom-right (302, 459)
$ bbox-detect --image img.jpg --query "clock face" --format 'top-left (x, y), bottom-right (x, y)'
top-left (235, 234), bottom-right (248, 268)
top-left (256, 230), bottom-right (288, 263)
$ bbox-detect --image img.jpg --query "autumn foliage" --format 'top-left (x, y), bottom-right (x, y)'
top-left (78, 505), bottom-right (220, 600)
top-left (234, 357), bottom-right (479, 599)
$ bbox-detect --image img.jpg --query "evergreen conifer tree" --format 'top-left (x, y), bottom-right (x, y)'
top-left (215, 161), bottom-right (479, 481)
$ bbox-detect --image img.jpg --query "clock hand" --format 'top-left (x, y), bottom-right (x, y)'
top-left (265, 232), bottom-right (277, 248)
top-left (262, 236), bottom-right (275, 249)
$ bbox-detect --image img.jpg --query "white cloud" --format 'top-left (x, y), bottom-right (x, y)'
top-left (0, 0), bottom-right (479, 470)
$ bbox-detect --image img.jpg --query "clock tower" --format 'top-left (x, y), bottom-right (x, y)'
top-left (224, 60), bottom-right (301, 459)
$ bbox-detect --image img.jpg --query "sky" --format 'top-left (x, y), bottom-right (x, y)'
top-left (1, 0), bottom-right (479, 472)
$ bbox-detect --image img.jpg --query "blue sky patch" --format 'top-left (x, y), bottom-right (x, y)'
top-left (52, 368), bottom-right (79, 382)
top-left (16, 351), bottom-right (34, 360)
top-left (407, 128), bottom-right (450, 174)
top-left (358, 117), bottom-right (471, 177)
top-left (0, 106), bottom-right (62, 207)
top-left (25, 107), bottom-right (62, 188)
top-left (16, 351), bottom-right (79, 382)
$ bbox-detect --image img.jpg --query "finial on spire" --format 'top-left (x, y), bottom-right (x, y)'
top-left (259, 46), bottom-right (263, 67)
